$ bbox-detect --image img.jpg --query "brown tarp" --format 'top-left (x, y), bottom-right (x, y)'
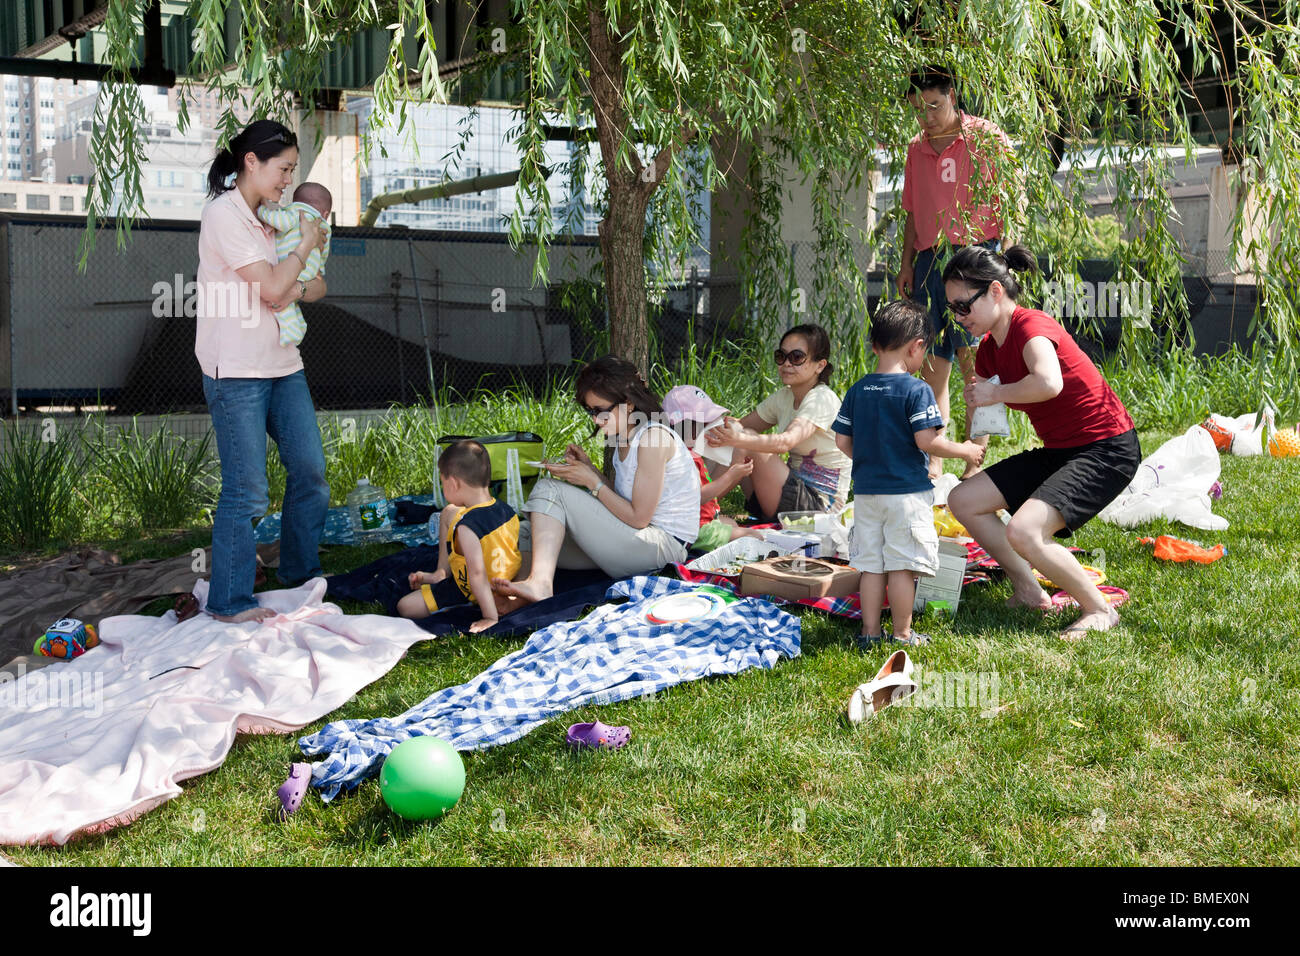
top-left (0, 543), bottom-right (280, 677)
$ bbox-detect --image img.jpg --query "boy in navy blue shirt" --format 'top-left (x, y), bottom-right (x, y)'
top-left (833, 301), bottom-right (985, 646)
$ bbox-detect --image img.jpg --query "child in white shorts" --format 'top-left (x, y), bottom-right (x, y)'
top-left (833, 301), bottom-right (985, 647)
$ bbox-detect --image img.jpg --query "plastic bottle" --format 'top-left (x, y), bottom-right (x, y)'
top-left (347, 477), bottom-right (391, 540)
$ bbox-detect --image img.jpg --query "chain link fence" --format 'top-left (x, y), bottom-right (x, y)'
top-left (0, 213), bottom-right (1266, 434)
top-left (0, 214), bottom-right (739, 424)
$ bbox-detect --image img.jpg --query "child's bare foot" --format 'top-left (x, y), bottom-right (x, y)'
top-left (960, 464), bottom-right (983, 480)
top-left (210, 606), bottom-right (276, 624)
top-left (492, 591), bottom-right (519, 617)
top-left (1061, 607), bottom-right (1120, 641)
top-left (490, 576), bottom-right (552, 606)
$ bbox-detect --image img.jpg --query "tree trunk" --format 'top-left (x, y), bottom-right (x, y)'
top-left (588, 6), bottom-right (651, 377)
top-left (599, 188), bottom-right (651, 375)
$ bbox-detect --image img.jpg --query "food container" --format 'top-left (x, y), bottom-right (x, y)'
top-left (759, 530), bottom-right (820, 555)
top-left (776, 511), bottom-right (820, 533)
top-left (686, 536), bottom-right (784, 579)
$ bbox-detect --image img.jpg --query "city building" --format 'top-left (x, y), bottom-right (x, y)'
top-left (1, 74), bottom-right (99, 182)
top-left (347, 98), bottom-right (604, 236)
top-left (42, 86), bottom-right (216, 220)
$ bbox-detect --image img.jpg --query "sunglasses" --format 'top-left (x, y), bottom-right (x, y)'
top-left (774, 348), bottom-right (809, 367)
top-left (583, 401), bottom-right (618, 422)
top-left (947, 285), bottom-right (989, 316)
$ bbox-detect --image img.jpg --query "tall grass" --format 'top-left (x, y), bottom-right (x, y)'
top-left (1103, 345), bottom-right (1299, 431)
top-left (89, 419), bottom-right (218, 530)
top-left (0, 422), bottom-right (87, 549)
top-left (4, 341), bottom-right (1283, 555)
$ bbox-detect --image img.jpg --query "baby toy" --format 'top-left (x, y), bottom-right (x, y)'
top-left (34, 618), bottom-right (99, 660)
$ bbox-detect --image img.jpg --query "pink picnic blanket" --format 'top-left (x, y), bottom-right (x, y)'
top-left (0, 578), bottom-right (429, 846)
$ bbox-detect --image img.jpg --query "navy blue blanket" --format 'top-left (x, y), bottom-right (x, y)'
top-left (325, 545), bottom-right (614, 637)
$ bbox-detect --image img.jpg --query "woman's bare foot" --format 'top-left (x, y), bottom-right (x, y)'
top-left (210, 606), bottom-right (276, 624)
top-left (1006, 586), bottom-right (1052, 610)
top-left (490, 576), bottom-right (553, 606)
top-left (1061, 607), bottom-right (1120, 641)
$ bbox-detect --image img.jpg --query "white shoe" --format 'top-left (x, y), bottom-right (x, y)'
top-left (847, 649), bottom-right (918, 724)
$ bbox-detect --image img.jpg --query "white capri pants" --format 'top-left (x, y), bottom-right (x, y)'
top-left (524, 477), bottom-right (687, 578)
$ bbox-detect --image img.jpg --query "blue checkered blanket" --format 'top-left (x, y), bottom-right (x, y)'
top-left (298, 576), bottom-right (801, 800)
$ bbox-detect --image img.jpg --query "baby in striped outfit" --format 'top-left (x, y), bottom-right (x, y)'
top-left (256, 182), bottom-right (333, 347)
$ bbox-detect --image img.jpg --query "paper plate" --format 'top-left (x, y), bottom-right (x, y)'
top-left (1035, 564), bottom-right (1106, 590)
top-left (644, 591), bottom-right (728, 625)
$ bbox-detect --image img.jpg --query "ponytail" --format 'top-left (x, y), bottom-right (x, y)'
top-left (1000, 244), bottom-right (1037, 275)
top-left (206, 148), bottom-right (239, 199)
top-left (942, 243), bottom-right (1038, 300)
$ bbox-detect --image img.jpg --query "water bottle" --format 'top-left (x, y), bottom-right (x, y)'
top-left (347, 477), bottom-right (391, 540)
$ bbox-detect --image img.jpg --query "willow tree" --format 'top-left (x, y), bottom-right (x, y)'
top-left (86, 0), bottom-right (1300, 374)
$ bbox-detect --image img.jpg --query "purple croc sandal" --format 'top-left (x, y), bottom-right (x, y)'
top-left (565, 720), bottom-right (631, 751)
top-left (277, 762), bottom-right (312, 820)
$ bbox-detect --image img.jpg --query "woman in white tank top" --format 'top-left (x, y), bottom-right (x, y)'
top-left (491, 356), bottom-right (702, 606)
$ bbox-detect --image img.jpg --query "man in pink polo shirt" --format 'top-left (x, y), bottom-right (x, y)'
top-left (896, 65), bottom-right (1021, 480)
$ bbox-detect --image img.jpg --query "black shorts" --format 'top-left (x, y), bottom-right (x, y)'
top-left (745, 469), bottom-right (829, 524)
top-left (420, 577), bottom-right (469, 613)
top-left (982, 428), bottom-right (1141, 538)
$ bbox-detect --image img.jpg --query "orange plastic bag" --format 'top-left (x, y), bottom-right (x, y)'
top-left (1139, 535), bottom-right (1226, 564)
top-left (1198, 418), bottom-right (1234, 452)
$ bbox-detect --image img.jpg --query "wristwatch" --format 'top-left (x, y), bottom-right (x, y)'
top-left (298, 280), bottom-right (307, 299)
top-left (589, 481), bottom-right (602, 498)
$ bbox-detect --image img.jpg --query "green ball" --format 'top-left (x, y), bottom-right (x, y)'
top-left (379, 737), bottom-right (466, 820)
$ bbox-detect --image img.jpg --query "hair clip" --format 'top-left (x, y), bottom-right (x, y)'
top-left (223, 171), bottom-right (237, 188)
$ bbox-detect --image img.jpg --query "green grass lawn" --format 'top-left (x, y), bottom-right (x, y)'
top-left (7, 429), bottom-right (1300, 865)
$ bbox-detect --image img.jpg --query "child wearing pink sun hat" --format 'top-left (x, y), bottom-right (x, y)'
top-left (662, 385), bottom-right (765, 550)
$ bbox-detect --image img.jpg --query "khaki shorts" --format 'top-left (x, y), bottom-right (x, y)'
top-left (848, 490), bottom-right (938, 576)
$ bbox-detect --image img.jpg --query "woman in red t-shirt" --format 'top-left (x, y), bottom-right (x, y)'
top-left (943, 245), bottom-right (1140, 636)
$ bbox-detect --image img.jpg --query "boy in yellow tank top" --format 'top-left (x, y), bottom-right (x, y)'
top-left (397, 441), bottom-right (522, 632)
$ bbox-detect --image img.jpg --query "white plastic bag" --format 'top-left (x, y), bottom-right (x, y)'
top-left (1206, 401), bottom-right (1278, 456)
top-left (969, 375), bottom-right (1011, 438)
top-left (1097, 425), bottom-right (1227, 531)
top-left (931, 472), bottom-right (960, 508)
top-left (430, 445), bottom-right (446, 509)
top-left (504, 447), bottom-right (526, 512)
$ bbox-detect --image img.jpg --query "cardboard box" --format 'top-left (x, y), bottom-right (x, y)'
top-left (739, 555), bottom-right (861, 601)
top-left (914, 538), bottom-right (968, 615)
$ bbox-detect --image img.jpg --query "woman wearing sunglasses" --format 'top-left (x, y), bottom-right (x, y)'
top-left (196, 119), bottom-right (330, 623)
top-left (492, 355), bottom-right (701, 606)
top-left (944, 245), bottom-right (1140, 637)
top-left (704, 323), bottom-right (853, 522)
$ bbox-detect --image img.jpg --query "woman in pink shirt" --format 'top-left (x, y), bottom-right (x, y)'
top-left (197, 120), bottom-right (330, 622)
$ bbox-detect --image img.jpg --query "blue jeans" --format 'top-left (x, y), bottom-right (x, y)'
top-left (913, 238), bottom-right (1001, 362)
top-left (202, 370), bottom-right (330, 616)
